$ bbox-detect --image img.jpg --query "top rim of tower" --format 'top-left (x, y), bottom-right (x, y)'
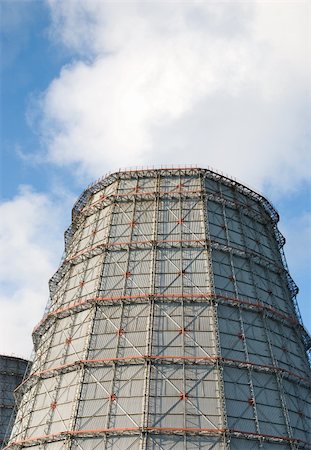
top-left (73, 165), bottom-right (280, 224)
top-left (0, 354), bottom-right (30, 364)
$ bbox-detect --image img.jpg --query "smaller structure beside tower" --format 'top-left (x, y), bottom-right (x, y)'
top-left (0, 355), bottom-right (29, 449)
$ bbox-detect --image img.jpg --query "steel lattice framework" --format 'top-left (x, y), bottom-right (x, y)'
top-left (5, 167), bottom-right (311, 450)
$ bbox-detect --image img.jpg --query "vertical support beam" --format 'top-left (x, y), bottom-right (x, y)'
top-left (70, 176), bottom-right (120, 450)
top-left (201, 173), bottom-right (228, 450)
top-left (236, 200), bottom-right (295, 446)
top-left (219, 182), bottom-right (262, 445)
top-left (140, 172), bottom-right (160, 450)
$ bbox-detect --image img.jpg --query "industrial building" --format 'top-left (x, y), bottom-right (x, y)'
top-left (5, 167), bottom-right (311, 449)
top-left (0, 355), bottom-right (29, 449)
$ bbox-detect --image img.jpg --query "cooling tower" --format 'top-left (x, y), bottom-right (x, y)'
top-left (0, 355), bottom-right (29, 449)
top-left (6, 167), bottom-right (311, 449)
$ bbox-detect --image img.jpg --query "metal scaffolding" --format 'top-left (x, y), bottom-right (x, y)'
top-left (5, 167), bottom-right (311, 449)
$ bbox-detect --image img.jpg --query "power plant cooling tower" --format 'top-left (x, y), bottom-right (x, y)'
top-left (5, 167), bottom-right (311, 449)
top-left (0, 355), bottom-right (29, 449)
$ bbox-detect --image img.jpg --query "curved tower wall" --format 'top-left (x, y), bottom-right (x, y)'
top-left (6, 168), bottom-right (311, 449)
top-left (0, 355), bottom-right (29, 449)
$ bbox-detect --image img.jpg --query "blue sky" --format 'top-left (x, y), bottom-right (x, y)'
top-left (0, 0), bottom-right (310, 358)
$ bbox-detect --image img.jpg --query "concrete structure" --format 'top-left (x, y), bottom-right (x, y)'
top-left (5, 167), bottom-right (311, 449)
top-left (0, 355), bottom-right (29, 449)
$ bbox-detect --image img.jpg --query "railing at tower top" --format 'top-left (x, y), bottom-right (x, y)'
top-left (71, 165), bottom-right (280, 225)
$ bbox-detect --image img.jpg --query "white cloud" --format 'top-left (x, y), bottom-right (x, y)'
top-left (2, 1), bottom-right (310, 358)
top-left (0, 187), bottom-right (70, 358)
top-left (37, 1), bottom-right (311, 192)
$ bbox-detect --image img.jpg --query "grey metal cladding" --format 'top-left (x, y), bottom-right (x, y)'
top-left (0, 355), bottom-right (29, 449)
top-left (5, 168), bottom-right (311, 450)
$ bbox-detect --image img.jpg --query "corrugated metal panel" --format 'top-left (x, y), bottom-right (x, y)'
top-left (42, 442), bottom-right (67, 450)
top-left (229, 438), bottom-right (281, 449)
top-left (72, 436), bottom-right (140, 449)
